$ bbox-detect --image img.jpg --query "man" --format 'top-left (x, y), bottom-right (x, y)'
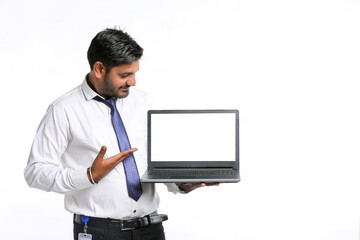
top-left (24, 28), bottom-right (212, 240)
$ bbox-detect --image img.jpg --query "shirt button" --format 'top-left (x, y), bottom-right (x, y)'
top-left (133, 210), bottom-right (137, 213)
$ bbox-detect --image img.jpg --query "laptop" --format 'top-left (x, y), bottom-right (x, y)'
top-left (141, 109), bottom-right (240, 183)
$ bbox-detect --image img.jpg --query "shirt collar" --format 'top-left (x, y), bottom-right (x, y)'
top-left (81, 75), bottom-right (102, 101)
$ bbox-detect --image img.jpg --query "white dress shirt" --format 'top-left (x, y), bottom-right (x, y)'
top-left (24, 78), bottom-right (179, 219)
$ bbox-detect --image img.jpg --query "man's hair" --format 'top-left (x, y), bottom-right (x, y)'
top-left (87, 28), bottom-right (143, 70)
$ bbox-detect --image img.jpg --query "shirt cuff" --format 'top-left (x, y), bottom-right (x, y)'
top-left (70, 168), bottom-right (94, 190)
top-left (165, 183), bottom-right (187, 194)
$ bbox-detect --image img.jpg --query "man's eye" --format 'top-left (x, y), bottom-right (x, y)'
top-left (120, 74), bottom-right (128, 78)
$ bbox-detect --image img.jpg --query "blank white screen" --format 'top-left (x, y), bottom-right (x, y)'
top-left (151, 113), bottom-right (236, 162)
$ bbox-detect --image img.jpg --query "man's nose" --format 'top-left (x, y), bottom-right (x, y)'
top-left (127, 76), bottom-right (136, 86)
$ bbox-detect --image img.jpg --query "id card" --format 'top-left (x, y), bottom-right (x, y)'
top-left (78, 233), bottom-right (92, 240)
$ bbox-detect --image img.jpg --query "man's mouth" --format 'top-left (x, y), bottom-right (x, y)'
top-left (120, 85), bottom-right (130, 91)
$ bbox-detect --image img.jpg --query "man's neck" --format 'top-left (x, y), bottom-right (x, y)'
top-left (87, 72), bottom-right (102, 97)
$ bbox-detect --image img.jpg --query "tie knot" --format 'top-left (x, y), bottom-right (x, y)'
top-left (105, 98), bottom-right (116, 109)
top-left (94, 96), bottom-right (117, 112)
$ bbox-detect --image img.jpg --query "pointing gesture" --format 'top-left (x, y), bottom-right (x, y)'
top-left (87, 145), bottom-right (138, 184)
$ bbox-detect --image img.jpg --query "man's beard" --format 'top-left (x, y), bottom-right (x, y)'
top-left (102, 75), bottom-right (130, 99)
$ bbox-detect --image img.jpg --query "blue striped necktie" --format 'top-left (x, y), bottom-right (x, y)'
top-left (94, 96), bottom-right (143, 201)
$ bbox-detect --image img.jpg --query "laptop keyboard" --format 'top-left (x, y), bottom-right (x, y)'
top-left (149, 169), bottom-right (237, 177)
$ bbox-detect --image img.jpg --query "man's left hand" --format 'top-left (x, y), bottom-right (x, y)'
top-left (178, 182), bottom-right (219, 193)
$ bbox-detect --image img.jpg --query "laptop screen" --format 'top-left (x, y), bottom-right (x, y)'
top-left (148, 110), bottom-right (239, 169)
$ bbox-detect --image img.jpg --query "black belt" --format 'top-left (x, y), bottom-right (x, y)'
top-left (74, 213), bottom-right (168, 231)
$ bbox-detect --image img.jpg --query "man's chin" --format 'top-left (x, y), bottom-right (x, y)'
top-left (116, 89), bottom-right (130, 99)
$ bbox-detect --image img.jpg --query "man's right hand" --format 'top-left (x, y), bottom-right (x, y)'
top-left (88, 145), bottom-right (137, 184)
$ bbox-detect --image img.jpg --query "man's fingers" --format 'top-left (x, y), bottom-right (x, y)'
top-left (112, 148), bottom-right (138, 163)
top-left (207, 183), bottom-right (219, 186)
top-left (96, 145), bottom-right (107, 159)
top-left (121, 148), bottom-right (138, 158)
top-left (203, 182), bottom-right (220, 187)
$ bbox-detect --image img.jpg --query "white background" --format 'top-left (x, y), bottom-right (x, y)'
top-left (1, 0), bottom-right (360, 239)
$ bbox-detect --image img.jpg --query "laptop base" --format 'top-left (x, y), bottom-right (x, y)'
top-left (141, 169), bottom-right (240, 183)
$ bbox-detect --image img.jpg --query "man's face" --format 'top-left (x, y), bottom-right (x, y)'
top-left (100, 61), bottom-right (139, 99)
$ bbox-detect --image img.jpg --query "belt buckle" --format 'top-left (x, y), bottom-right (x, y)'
top-left (120, 219), bottom-right (138, 231)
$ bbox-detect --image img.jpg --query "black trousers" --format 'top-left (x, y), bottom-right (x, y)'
top-left (73, 220), bottom-right (166, 240)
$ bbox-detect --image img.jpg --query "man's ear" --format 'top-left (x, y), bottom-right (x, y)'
top-left (93, 61), bottom-right (106, 79)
